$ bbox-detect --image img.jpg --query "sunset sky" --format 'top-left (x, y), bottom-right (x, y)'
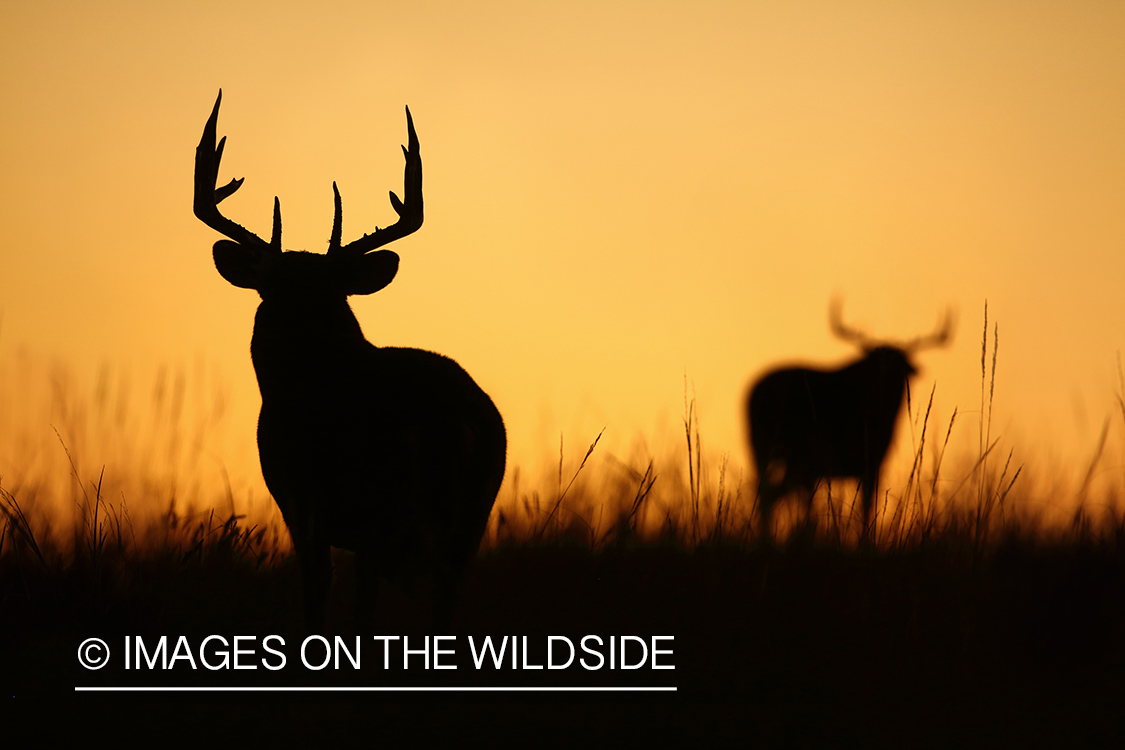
top-left (2, 1), bottom-right (1123, 501)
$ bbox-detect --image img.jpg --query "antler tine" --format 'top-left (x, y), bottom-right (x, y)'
top-left (828, 297), bottom-right (873, 348)
top-left (194, 90), bottom-right (278, 252)
top-left (905, 308), bottom-right (956, 352)
top-left (332, 106), bottom-right (424, 256)
top-left (271, 196), bottom-right (282, 250)
top-left (328, 182), bottom-right (343, 253)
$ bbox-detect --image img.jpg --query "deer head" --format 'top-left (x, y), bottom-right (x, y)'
top-left (193, 90), bottom-right (423, 300)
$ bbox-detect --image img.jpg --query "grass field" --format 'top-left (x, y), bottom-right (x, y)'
top-left (3, 319), bottom-right (1124, 746)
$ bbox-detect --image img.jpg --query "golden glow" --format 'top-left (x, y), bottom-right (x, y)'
top-left (2, 1), bottom-right (1123, 520)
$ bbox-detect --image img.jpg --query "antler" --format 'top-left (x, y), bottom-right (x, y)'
top-left (904, 309), bottom-right (955, 352)
top-left (829, 297), bottom-right (876, 349)
top-left (327, 106), bottom-right (423, 256)
top-left (194, 90), bottom-right (282, 253)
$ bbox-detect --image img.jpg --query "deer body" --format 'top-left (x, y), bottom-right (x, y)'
top-left (748, 347), bottom-right (915, 536)
top-left (251, 302), bottom-right (505, 570)
top-left (747, 302), bottom-right (951, 540)
top-left (196, 93), bottom-right (505, 629)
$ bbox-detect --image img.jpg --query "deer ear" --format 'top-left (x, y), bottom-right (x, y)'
top-left (345, 250), bottom-right (399, 295)
top-left (213, 240), bottom-right (261, 290)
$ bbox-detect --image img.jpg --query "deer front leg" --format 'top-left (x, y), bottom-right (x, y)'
top-left (296, 539), bottom-right (332, 634)
top-left (354, 550), bottom-right (380, 630)
top-left (432, 572), bottom-right (459, 636)
top-left (756, 478), bottom-right (781, 546)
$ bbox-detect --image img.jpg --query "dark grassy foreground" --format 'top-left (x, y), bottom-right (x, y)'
top-left (5, 307), bottom-right (1120, 744)
top-left (3, 497), bottom-right (1123, 747)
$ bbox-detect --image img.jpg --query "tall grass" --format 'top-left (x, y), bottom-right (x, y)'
top-left (2, 304), bottom-right (1124, 581)
top-left (0, 353), bottom-right (286, 587)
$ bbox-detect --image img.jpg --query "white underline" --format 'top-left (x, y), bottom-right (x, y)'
top-left (75, 686), bottom-right (677, 692)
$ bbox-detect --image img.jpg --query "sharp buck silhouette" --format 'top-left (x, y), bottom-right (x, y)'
top-left (194, 92), bottom-right (506, 630)
top-left (747, 301), bottom-right (952, 540)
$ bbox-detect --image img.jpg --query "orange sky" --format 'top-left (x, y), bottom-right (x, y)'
top-left (1, 1), bottom-right (1123, 498)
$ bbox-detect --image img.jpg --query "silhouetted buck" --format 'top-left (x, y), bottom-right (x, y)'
top-left (194, 92), bottom-right (506, 630)
top-left (746, 300), bottom-right (952, 540)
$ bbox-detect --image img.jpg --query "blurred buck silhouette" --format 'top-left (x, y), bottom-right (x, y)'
top-left (194, 92), bottom-right (506, 630)
top-left (746, 300), bottom-right (952, 541)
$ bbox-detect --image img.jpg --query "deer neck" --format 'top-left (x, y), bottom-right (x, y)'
top-left (249, 296), bottom-right (370, 400)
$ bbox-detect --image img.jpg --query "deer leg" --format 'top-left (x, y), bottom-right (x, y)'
top-left (298, 540), bottom-right (332, 634)
top-left (354, 550), bottom-right (379, 631)
top-left (430, 519), bottom-right (479, 634)
top-left (432, 570), bottom-right (460, 636)
top-left (757, 479), bottom-right (779, 546)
